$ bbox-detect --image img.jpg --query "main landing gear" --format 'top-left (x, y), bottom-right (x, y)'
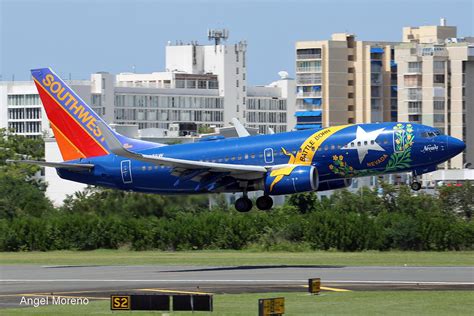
top-left (410, 173), bottom-right (422, 191)
top-left (234, 194), bottom-right (274, 212)
top-left (234, 196), bottom-right (253, 212)
top-left (256, 195), bottom-right (273, 211)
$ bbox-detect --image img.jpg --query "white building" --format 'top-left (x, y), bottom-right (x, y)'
top-left (0, 32), bottom-right (296, 205)
top-left (0, 33), bottom-right (296, 140)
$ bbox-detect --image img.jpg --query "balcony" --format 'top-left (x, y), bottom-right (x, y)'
top-left (408, 107), bottom-right (422, 114)
top-left (296, 48), bottom-right (322, 60)
top-left (407, 92), bottom-right (422, 101)
top-left (297, 91), bottom-right (322, 98)
top-left (297, 78), bottom-right (322, 85)
top-left (296, 67), bottom-right (322, 73)
top-left (297, 53), bottom-right (322, 60)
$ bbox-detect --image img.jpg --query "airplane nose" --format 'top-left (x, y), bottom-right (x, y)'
top-left (448, 136), bottom-right (466, 155)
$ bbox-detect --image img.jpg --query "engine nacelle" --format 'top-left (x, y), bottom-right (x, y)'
top-left (264, 165), bottom-right (318, 195)
top-left (317, 179), bottom-right (352, 191)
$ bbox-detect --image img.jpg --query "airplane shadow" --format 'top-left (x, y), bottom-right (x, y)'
top-left (160, 265), bottom-right (345, 273)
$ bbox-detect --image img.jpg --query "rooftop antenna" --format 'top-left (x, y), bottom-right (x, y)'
top-left (208, 28), bottom-right (229, 45)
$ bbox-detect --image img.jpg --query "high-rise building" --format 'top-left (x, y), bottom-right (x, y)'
top-left (295, 33), bottom-right (399, 129)
top-left (396, 20), bottom-right (474, 169)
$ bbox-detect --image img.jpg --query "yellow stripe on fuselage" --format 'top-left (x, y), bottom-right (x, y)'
top-left (269, 125), bottom-right (351, 192)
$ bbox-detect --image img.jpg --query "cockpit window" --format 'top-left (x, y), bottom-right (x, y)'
top-left (421, 129), bottom-right (442, 138)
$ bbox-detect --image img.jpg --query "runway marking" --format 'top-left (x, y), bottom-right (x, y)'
top-left (300, 285), bottom-right (351, 292)
top-left (1, 279), bottom-right (473, 285)
top-left (138, 288), bottom-right (212, 295)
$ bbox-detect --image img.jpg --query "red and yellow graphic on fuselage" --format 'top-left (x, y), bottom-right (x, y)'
top-left (269, 125), bottom-right (350, 192)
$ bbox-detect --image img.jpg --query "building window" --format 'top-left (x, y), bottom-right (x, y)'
top-left (348, 93), bottom-right (354, 99)
top-left (236, 80), bottom-right (239, 87)
top-left (434, 100), bottom-right (445, 110)
top-left (434, 61), bottom-right (445, 72)
top-left (408, 62), bottom-right (421, 73)
top-left (434, 74), bottom-right (445, 84)
top-left (236, 67), bottom-right (239, 74)
top-left (348, 80), bottom-right (354, 86)
top-left (348, 67), bottom-right (355, 73)
top-left (348, 55), bottom-right (354, 61)
top-left (434, 114), bottom-right (445, 123)
top-left (198, 80), bottom-right (207, 89)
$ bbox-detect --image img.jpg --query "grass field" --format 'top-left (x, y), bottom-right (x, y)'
top-left (1, 250), bottom-right (473, 266)
top-left (4, 291), bottom-right (474, 315)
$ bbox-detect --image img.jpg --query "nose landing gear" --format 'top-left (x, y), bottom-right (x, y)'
top-left (410, 173), bottom-right (422, 191)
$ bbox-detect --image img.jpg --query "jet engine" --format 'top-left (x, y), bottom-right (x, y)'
top-left (317, 178), bottom-right (352, 191)
top-left (264, 165), bottom-right (318, 195)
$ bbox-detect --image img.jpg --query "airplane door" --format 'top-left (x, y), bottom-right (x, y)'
top-left (264, 148), bottom-right (274, 164)
top-left (121, 160), bottom-right (133, 184)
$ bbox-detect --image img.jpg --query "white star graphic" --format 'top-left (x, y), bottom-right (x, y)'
top-left (342, 126), bottom-right (386, 163)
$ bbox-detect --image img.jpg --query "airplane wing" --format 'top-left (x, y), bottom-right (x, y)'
top-left (97, 121), bottom-right (268, 177)
top-left (6, 159), bottom-right (94, 171)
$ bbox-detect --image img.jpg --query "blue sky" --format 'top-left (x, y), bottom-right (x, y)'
top-left (1, 0), bottom-right (472, 84)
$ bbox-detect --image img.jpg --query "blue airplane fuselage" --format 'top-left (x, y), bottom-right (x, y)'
top-left (57, 122), bottom-right (465, 195)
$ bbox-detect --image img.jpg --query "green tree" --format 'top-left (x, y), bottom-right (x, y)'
top-left (0, 129), bottom-right (51, 218)
top-left (439, 182), bottom-right (474, 219)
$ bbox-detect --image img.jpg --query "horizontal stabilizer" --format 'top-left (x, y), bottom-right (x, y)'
top-left (6, 159), bottom-right (94, 171)
top-left (232, 118), bottom-right (250, 137)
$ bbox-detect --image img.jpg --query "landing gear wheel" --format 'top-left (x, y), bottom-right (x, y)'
top-left (256, 195), bottom-right (273, 211)
top-left (235, 197), bottom-right (253, 212)
top-left (410, 181), bottom-right (422, 191)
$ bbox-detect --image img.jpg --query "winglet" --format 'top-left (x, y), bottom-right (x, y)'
top-left (231, 118), bottom-right (250, 137)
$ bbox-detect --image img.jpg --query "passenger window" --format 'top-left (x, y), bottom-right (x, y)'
top-left (251, 153), bottom-right (255, 159)
top-left (324, 145), bottom-right (328, 151)
top-left (357, 141), bottom-right (361, 146)
top-left (238, 155), bottom-right (242, 160)
top-left (370, 140), bottom-right (375, 145)
top-left (351, 142), bottom-right (355, 147)
top-left (330, 145), bottom-right (335, 150)
top-left (231, 157), bottom-right (236, 161)
top-left (244, 154), bottom-right (248, 159)
top-left (225, 157), bottom-right (229, 161)
top-left (259, 153), bottom-right (263, 158)
top-left (337, 144), bottom-right (341, 149)
top-left (364, 141), bottom-right (368, 145)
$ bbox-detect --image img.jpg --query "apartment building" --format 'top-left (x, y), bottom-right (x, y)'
top-left (295, 33), bottom-right (399, 129)
top-left (396, 20), bottom-right (474, 169)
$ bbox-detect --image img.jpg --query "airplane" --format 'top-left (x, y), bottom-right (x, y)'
top-left (8, 68), bottom-right (466, 212)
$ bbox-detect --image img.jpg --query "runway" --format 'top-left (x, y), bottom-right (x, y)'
top-left (1, 265), bottom-right (473, 308)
